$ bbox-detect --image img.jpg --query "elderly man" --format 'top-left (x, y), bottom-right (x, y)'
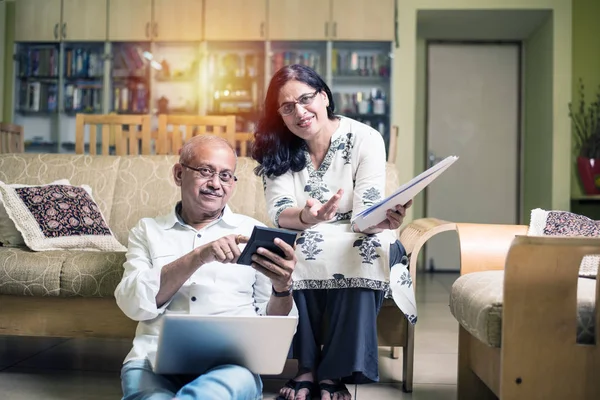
top-left (115, 135), bottom-right (297, 400)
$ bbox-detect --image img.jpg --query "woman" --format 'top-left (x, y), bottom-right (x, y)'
top-left (252, 64), bottom-right (416, 400)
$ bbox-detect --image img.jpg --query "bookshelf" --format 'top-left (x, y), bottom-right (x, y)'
top-left (12, 40), bottom-right (395, 157)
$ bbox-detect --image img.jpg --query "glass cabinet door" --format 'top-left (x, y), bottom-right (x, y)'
top-left (331, 41), bottom-right (392, 154)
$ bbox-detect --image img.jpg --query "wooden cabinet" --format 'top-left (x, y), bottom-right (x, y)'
top-left (14, 0), bottom-right (62, 42)
top-left (204, 0), bottom-right (267, 41)
top-left (62, 0), bottom-right (108, 41)
top-left (331, 0), bottom-right (395, 41)
top-left (268, 0), bottom-right (330, 40)
top-left (269, 0), bottom-right (395, 41)
top-left (153, 0), bottom-right (203, 42)
top-left (108, 0), bottom-right (153, 41)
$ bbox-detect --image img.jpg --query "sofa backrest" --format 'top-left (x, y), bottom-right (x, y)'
top-left (0, 154), bottom-right (401, 246)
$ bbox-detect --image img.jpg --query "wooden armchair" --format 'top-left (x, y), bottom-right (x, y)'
top-left (75, 114), bottom-right (152, 155)
top-left (452, 223), bottom-right (600, 399)
top-left (377, 217), bottom-right (456, 392)
top-left (0, 123), bottom-right (24, 153)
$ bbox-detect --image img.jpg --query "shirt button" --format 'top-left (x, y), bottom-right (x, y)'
top-left (196, 233), bottom-right (201, 238)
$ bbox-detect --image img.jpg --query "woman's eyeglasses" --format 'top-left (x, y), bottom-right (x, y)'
top-left (181, 164), bottom-right (237, 186)
top-left (278, 90), bottom-right (320, 116)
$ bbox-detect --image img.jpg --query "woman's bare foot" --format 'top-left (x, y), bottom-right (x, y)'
top-left (278, 370), bottom-right (315, 400)
top-left (319, 379), bottom-right (351, 400)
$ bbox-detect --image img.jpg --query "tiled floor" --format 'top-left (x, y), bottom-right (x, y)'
top-left (0, 272), bottom-right (459, 400)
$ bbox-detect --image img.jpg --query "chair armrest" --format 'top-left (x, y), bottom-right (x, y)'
top-left (455, 223), bottom-right (528, 275)
top-left (399, 218), bottom-right (457, 283)
top-left (501, 235), bottom-right (600, 395)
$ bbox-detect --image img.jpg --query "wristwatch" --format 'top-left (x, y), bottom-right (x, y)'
top-left (272, 286), bottom-right (293, 297)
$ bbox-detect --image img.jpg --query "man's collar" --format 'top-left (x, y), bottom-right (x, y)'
top-left (159, 202), bottom-right (238, 230)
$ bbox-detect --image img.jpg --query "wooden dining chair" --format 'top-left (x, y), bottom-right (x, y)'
top-left (234, 132), bottom-right (254, 157)
top-left (156, 114), bottom-right (236, 155)
top-left (75, 114), bottom-right (152, 155)
top-left (0, 123), bottom-right (25, 154)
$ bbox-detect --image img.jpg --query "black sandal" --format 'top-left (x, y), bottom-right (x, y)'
top-left (277, 379), bottom-right (317, 400)
top-left (319, 381), bottom-right (351, 398)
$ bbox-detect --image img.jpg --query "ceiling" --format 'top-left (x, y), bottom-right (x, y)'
top-left (417, 9), bottom-right (552, 40)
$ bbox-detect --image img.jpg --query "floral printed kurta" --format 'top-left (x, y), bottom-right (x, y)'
top-left (263, 116), bottom-right (397, 292)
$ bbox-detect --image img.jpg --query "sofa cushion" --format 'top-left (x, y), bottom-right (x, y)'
top-left (450, 270), bottom-right (596, 347)
top-left (0, 247), bottom-right (126, 297)
top-left (528, 208), bottom-right (600, 278)
top-left (0, 247), bottom-right (66, 296)
top-left (109, 156), bottom-right (181, 245)
top-left (61, 251), bottom-right (126, 297)
top-left (0, 154), bottom-right (120, 230)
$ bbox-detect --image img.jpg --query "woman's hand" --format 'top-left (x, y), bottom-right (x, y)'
top-left (301, 189), bottom-right (344, 225)
top-left (375, 199), bottom-right (413, 230)
top-left (354, 199), bottom-right (413, 234)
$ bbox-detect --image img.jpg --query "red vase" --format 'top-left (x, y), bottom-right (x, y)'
top-left (577, 156), bottom-right (600, 195)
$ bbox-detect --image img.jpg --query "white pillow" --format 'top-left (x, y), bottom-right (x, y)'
top-left (0, 179), bottom-right (70, 246)
top-left (0, 180), bottom-right (125, 252)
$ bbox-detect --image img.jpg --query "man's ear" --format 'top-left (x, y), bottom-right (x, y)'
top-left (173, 164), bottom-right (183, 186)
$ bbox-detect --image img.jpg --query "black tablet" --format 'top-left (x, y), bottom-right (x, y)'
top-left (238, 226), bottom-right (298, 266)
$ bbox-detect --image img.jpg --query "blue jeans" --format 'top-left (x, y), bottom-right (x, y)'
top-left (121, 359), bottom-right (263, 400)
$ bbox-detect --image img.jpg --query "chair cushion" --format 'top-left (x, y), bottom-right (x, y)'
top-left (0, 247), bottom-right (125, 297)
top-left (450, 270), bottom-right (596, 347)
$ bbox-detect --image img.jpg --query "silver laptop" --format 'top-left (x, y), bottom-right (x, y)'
top-left (149, 314), bottom-right (297, 375)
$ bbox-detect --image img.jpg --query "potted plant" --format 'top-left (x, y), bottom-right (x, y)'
top-left (569, 79), bottom-right (600, 195)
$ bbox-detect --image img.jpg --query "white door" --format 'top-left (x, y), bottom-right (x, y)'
top-left (425, 43), bottom-right (520, 272)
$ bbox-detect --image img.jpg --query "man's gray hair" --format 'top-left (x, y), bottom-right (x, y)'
top-left (179, 135), bottom-right (237, 166)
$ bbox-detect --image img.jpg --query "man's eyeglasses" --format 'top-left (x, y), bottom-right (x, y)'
top-left (180, 164), bottom-right (237, 186)
top-left (278, 90), bottom-right (320, 116)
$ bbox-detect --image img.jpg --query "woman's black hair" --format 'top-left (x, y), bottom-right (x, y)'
top-left (252, 64), bottom-right (336, 178)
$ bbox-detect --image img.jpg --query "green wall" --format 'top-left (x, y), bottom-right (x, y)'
top-left (2, 0), bottom-right (14, 123)
top-left (571, 0), bottom-right (600, 198)
top-left (522, 15), bottom-right (554, 221)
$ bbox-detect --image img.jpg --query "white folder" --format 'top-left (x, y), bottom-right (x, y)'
top-left (352, 155), bottom-right (459, 231)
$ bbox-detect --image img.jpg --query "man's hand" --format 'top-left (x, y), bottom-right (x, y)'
top-left (250, 237), bottom-right (296, 292)
top-left (196, 234), bottom-right (249, 265)
top-left (301, 188), bottom-right (344, 225)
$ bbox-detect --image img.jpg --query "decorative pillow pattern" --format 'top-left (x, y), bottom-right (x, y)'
top-left (528, 208), bottom-right (600, 279)
top-left (0, 182), bottom-right (126, 252)
top-left (0, 179), bottom-right (70, 246)
top-left (15, 185), bottom-right (111, 238)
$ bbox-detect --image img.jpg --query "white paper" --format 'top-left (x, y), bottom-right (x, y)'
top-left (352, 155), bottom-right (459, 231)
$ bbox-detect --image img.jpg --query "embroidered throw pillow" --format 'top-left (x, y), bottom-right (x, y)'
top-left (0, 181), bottom-right (126, 252)
top-left (0, 179), bottom-right (70, 246)
top-left (528, 208), bottom-right (600, 279)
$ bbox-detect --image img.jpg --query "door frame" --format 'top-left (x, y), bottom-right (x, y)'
top-left (423, 40), bottom-right (524, 272)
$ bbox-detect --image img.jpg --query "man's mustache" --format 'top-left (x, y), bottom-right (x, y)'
top-left (199, 189), bottom-right (223, 197)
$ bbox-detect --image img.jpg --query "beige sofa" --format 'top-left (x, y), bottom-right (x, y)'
top-left (449, 223), bottom-right (600, 399)
top-left (0, 153), bottom-right (448, 391)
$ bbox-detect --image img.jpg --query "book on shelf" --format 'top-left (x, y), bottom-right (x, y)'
top-left (18, 81), bottom-right (58, 112)
top-left (272, 51), bottom-right (321, 74)
top-left (65, 83), bottom-right (102, 113)
top-left (18, 46), bottom-right (59, 77)
top-left (65, 48), bottom-right (104, 78)
top-left (351, 156), bottom-right (459, 231)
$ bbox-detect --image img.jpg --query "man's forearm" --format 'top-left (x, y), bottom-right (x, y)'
top-left (156, 249), bottom-right (202, 308)
top-left (266, 294), bottom-right (293, 316)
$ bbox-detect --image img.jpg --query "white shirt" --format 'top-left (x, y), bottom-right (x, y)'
top-left (114, 204), bottom-right (293, 364)
top-left (263, 116), bottom-right (396, 290)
